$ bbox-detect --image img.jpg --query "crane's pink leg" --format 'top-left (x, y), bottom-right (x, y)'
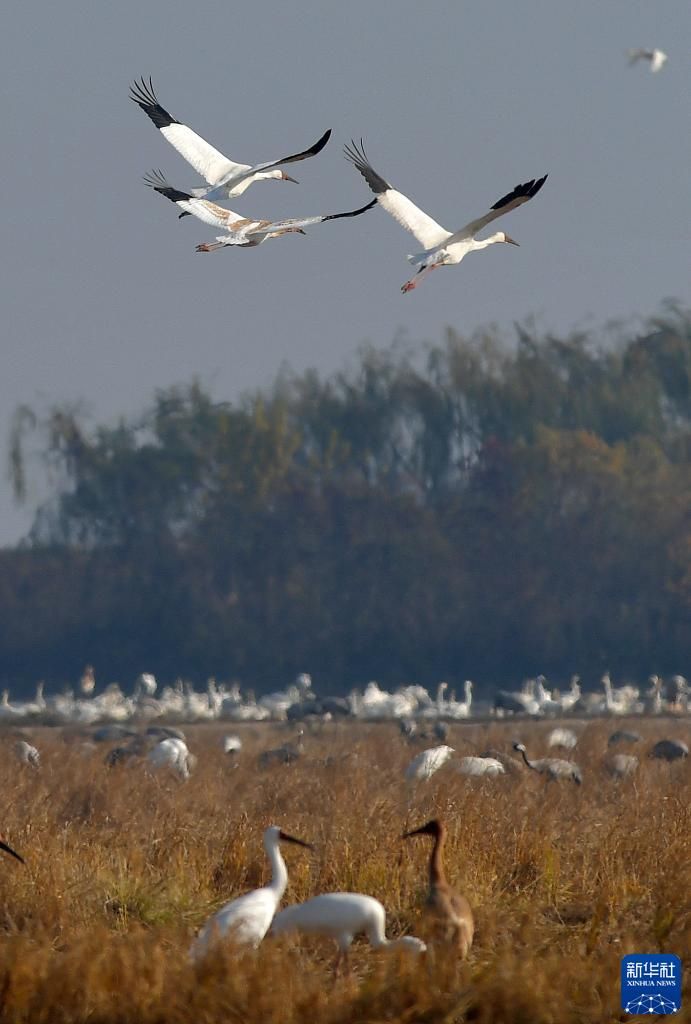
top-left (401, 264), bottom-right (438, 293)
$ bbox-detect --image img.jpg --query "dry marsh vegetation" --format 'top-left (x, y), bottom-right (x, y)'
top-left (0, 718), bottom-right (687, 1023)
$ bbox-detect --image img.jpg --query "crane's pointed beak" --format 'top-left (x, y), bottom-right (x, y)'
top-left (281, 172), bottom-right (299, 184)
top-left (504, 234), bottom-right (520, 246)
top-left (0, 839), bottom-right (24, 864)
top-left (278, 830), bottom-right (313, 850)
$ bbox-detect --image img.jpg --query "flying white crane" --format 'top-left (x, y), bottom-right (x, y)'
top-left (627, 49), bottom-right (668, 73)
top-left (131, 78), bottom-right (331, 200)
top-left (191, 826), bottom-right (312, 957)
top-left (142, 170), bottom-right (376, 252)
top-left (404, 744), bottom-right (454, 782)
top-left (270, 893), bottom-right (426, 973)
top-left (344, 139), bottom-right (547, 293)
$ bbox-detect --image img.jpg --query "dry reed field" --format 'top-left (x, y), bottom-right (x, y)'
top-left (0, 718), bottom-right (687, 1024)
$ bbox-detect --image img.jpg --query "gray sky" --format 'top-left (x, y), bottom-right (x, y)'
top-left (2, 0), bottom-right (689, 544)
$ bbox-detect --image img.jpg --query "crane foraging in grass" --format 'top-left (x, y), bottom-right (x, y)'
top-left (404, 745), bottom-right (454, 782)
top-left (270, 893), bottom-right (426, 974)
top-left (191, 825), bottom-right (312, 957)
top-left (142, 170), bottom-right (376, 251)
top-left (402, 819), bottom-right (474, 956)
top-left (344, 139), bottom-right (547, 293)
top-left (130, 78), bottom-right (331, 200)
top-left (513, 742), bottom-right (582, 784)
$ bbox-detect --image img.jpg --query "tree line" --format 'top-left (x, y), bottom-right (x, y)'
top-left (2, 303), bottom-right (690, 695)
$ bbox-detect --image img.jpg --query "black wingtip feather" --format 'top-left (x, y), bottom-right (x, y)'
top-left (491, 174), bottom-right (548, 211)
top-left (343, 139), bottom-right (392, 195)
top-left (323, 197), bottom-right (378, 222)
top-left (129, 76), bottom-right (180, 129)
top-left (142, 169), bottom-right (193, 205)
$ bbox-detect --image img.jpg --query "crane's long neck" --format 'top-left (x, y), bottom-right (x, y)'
top-left (429, 829), bottom-right (447, 889)
top-left (266, 838), bottom-right (289, 898)
top-left (518, 747), bottom-right (537, 772)
top-left (469, 232), bottom-right (505, 252)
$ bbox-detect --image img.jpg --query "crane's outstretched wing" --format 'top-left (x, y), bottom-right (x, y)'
top-left (344, 140), bottom-right (451, 250)
top-left (194, 198), bottom-right (377, 251)
top-left (198, 128), bottom-right (332, 199)
top-left (242, 197), bottom-right (377, 240)
top-left (131, 78), bottom-right (247, 186)
top-left (446, 175), bottom-right (548, 244)
top-left (143, 170), bottom-right (244, 228)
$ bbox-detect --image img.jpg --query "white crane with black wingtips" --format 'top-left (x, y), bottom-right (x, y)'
top-left (130, 77), bottom-right (331, 200)
top-left (142, 170), bottom-right (376, 251)
top-left (344, 139), bottom-right (547, 293)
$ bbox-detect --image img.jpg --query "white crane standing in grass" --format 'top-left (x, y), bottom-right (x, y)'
top-left (627, 49), bottom-right (668, 73)
top-left (513, 742), bottom-right (582, 784)
top-left (402, 819), bottom-right (474, 956)
top-left (547, 728), bottom-right (578, 751)
top-left (456, 755), bottom-right (505, 778)
top-left (148, 737), bottom-right (193, 780)
top-left (404, 744), bottom-right (454, 782)
top-left (142, 169), bottom-right (376, 252)
top-left (270, 893), bottom-right (426, 974)
top-left (344, 139), bottom-right (547, 293)
top-left (130, 77), bottom-right (332, 200)
top-left (15, 741), bottom-right (40, 768)
top-left (191, 826), bottom-right (312, 957)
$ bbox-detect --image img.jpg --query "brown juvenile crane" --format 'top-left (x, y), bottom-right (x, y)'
top-left (402, 818), bottom-right (474, 956)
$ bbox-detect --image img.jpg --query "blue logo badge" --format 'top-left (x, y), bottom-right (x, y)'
top-left (621, 954), bottom-right (681, 1014)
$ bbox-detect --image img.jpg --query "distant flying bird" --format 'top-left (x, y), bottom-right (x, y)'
top-left (191, 826), bottom-right (312, 957)
top-left (130, 78), bottom-right (331, 199)
top-left (344, 140), bottom-right (547, 293)
top-left (143, 170), bottom-right (376, 251)
top-left (627, 49), bottom-right (668, 73)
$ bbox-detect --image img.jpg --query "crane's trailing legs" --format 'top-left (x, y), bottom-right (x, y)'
top-left (401, 262), bottom-right (441, 293)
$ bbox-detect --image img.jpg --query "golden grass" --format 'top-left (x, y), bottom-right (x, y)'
top-left (0, 718), bottom-right (687, 1023)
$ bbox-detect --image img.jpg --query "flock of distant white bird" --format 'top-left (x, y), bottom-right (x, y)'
top-left (1, 668), bottom-right (689, 731)
top-left (130, 47), bottom-right (667, 291)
